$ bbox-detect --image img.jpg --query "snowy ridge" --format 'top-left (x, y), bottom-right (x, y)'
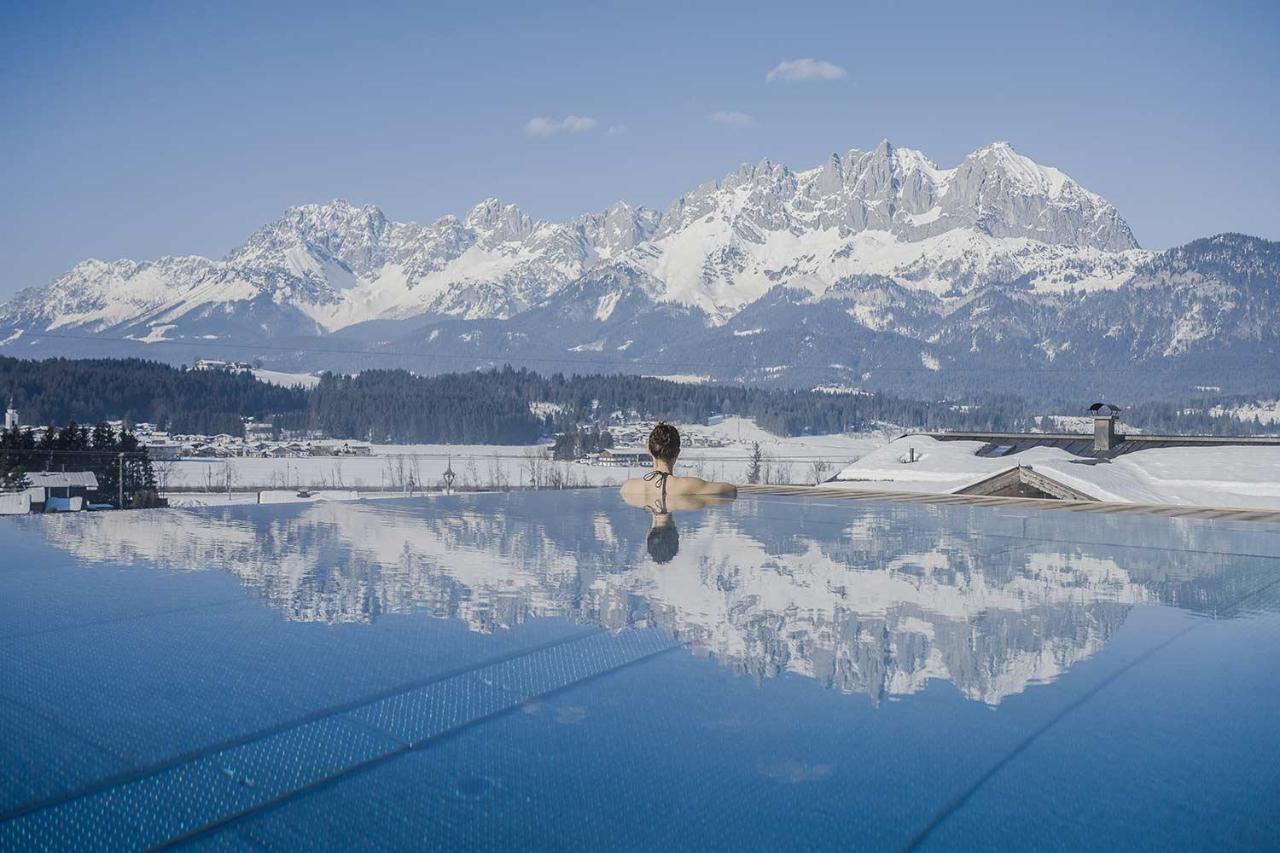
top-left (0, 140), bottom-right (1140, 336)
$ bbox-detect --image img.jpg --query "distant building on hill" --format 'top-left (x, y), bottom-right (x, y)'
top-left (4, 396), bottom-right (17, 431)
top-left (145, 441), bottom-right (183, 461)
top-left (243, 419), bottom-right (275, 442)
top-left (308, 441), bottom-right (372, 457)
top-left (193, 359), bottom-right (253, 374)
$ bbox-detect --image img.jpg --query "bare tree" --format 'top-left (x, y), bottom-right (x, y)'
top-left (762, 454), bottom-right (791, 485)
top-left (522, 447), bottom-right (548, 488)
top-left (486, 454), bottom-right (509, 490)
top-left (383, 454), bottom-right (413, 492)
top-left (219, 460), bottom-right (237, 495)
top-left (153, 460), bottom-right (173, 493)
top-left (809, 458), bottom-right (832, 485)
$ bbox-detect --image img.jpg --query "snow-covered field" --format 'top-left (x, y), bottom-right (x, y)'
top-left (250, 369), bottom-right (321, 389)
top-left (826, 435), bottom-right (1280, 509)
top-left (157, 418), bottom-right (882, 495)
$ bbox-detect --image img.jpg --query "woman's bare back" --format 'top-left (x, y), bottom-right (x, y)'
top-left (620, 472), bottom-right (736, 507)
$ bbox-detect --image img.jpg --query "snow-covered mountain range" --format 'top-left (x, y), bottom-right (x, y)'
top-left (2, 140), bottom-right (1276, 399)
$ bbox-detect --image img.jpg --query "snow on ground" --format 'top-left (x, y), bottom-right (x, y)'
top-left (812, 384), bottom-right (871, 395)
top-left (127, 324), bottom-right (176, 343)
top-left (165, 490), bottom-right (368, 507)
top-left (1210, 401), bottom-right (1280, 425)
top-left (251, 369), bottom-right (322, 389)
top-left (154, 418), bottom-right (882, 493)
top-left (641, 374), bottom-right (712, 385)
top-left (529, 401), bottom-right (565, 418)
top-left (660, 417), bottom-right (882, 483)
top-left (157, 444), bottom-right (575, 492)
top-left (825, 435), bottom-right (1280, 509)
top-left (1044, 415), bottom-right (1140, 433)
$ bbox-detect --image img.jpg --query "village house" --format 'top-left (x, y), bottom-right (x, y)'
top-left (19, 472), bottom-right (101, 513)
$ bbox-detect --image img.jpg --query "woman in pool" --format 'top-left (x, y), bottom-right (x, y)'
top-left (620, 422), bottom-right (737, 512)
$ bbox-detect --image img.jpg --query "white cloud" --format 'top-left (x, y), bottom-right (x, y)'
top-left (524, 115), bottom-right (598, 136)
top-left (709, 111), bottom-right (756, 128)
top-left (766, 58), bottom-right (848, 83)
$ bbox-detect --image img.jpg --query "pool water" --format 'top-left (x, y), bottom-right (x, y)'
top-left (1, 490), bottom-right (1278, 849)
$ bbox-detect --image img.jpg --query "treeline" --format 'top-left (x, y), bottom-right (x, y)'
top-left (1, 422), bottom-right (160, 507)
top-left (300, 368), bottom-right (1037, 441)
top-left (551, 428), bottom-right (615, 460)
top-left (1, 356), bottom-right (1274, 444)
top-left (0, 356), bottom-right (306, 435)
top-left (301, 371), bottom-right (542, 444)
top-left (467, 370), bottom-right (1036, 436)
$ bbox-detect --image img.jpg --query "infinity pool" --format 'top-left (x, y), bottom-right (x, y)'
top-left (1, 490), bottom-right (1278, 849)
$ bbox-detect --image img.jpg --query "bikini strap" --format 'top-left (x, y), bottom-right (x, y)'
top-left (642, 470), bottom-right (670, 514)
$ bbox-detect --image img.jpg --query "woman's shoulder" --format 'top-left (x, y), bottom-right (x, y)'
top-left (620, 478), bottom-right (647, 496)
top-left (671, 476), bottom-right (737, 497)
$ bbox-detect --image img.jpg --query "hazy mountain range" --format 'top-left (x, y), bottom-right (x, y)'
top-left (2, 140), bottom-right (1276, 402)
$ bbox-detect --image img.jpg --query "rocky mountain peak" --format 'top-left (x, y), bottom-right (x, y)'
top-left (578, 202), bottom-right (661, 256)
top-left (231, 199), bottom-right (391, 276)
top-left (464, 198), bottom-right (536, 243)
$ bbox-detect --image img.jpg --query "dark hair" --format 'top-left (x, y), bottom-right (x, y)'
top-left (646, 520), bottom-right (680, 564)
top-left (648, 422), bottom-right (680, 463)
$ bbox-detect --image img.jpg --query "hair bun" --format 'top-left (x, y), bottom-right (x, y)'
top-left (648, 422), bottom-right (681, 462)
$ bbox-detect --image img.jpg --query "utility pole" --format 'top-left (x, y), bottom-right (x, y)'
top-left (118, 453), bottom-right (124, 508)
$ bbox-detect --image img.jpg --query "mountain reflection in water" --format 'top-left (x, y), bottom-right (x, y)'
top-left (25, 491), bottom-right (1277, 707)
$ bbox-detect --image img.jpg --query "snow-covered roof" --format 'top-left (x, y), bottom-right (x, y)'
top-left (26, 472), bottom-right (99, 490)
top-left (825, 436), bottom-right (1280, 510)
top-left (0, 492), bottom-right (30, 515)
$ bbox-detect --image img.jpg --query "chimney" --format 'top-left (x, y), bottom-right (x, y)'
top-left (1088, 402), bottom-right (1121, 451)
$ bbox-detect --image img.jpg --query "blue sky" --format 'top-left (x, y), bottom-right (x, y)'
top-left (1, 0), bottom-right (1277, 297)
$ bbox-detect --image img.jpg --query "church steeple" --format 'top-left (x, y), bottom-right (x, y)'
top-left (3, 395), bottom-right (17, 432)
